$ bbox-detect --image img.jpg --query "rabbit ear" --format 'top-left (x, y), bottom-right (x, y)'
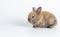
top-left (32, 7), bottom-right (35, 11)
top-left (36, 7), bottom-right (42, 14)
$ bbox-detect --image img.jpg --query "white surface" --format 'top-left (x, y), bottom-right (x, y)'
top-left (0, 0), bottom-right (60, 37)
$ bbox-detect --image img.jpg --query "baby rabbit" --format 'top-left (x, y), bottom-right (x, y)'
top-left (28, 7), bottom-right (57, 28)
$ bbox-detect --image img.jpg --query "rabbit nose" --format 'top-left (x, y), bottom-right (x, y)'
top-left (28, 18), bottom-right (30, 21)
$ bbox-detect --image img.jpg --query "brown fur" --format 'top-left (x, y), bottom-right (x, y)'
top-left (28, 7), bottom-right (57, 28)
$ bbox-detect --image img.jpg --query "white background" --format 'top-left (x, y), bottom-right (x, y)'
top-left (0, 0), bottom-right (60, 37)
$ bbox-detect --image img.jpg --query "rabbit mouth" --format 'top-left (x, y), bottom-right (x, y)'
top-left (31, 20), bottom-right (36, 24)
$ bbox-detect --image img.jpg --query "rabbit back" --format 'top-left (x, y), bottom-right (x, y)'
top-left (40, 11), bottom-right (57, 28)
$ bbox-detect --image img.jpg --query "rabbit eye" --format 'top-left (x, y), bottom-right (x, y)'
top-left (32, 16), bottom-right (34, 18)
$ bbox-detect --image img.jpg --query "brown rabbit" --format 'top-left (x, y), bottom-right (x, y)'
top-left (28, 7), bottom-right (57, 28)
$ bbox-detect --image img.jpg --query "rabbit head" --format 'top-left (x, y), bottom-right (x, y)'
top-left (28, 7), bottom-right (42, 25)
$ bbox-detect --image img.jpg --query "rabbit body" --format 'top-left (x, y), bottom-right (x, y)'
top-left (28, 7), bottom-right (57, 28)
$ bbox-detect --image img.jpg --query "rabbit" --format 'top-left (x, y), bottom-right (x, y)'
top-left (28, 7), bottom-right (57, 28)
